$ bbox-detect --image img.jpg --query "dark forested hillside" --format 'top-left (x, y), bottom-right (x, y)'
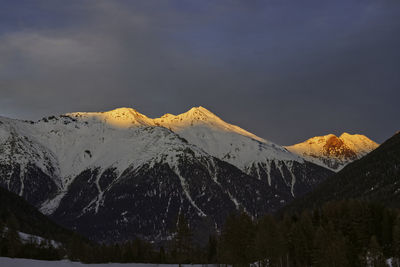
top-left (283, 132), bottom-right (400, 213)
top-left (218, 200), bottom-right (400, 267)
top-left (0, 186), bottom-right (81, 244)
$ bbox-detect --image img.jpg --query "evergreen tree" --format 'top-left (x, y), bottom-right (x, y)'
top-left (122, 241), bottom-right (134, 263)
top-left (173, 214), bottom-right (193, 265)
top-left (159, 246), bottom-right (166, 263)
top-left (255, 215), bottom-right (284, 266)
top-left (112, 243), bottom-right (122, 262)
top-left (0, 219), bottom-right (4, 236)
top-left (4, 214), bottom-right (22, 258)
top-left (289, 211), bottom-right (314, 266)
top-left (380, 208), bottom-right (394, 255)
top-left (0, 220), bottom-right (4, 257)
top-left (312, 223), bottom-right (349, 267)
top-left (360, 236), bottom-right (386, 267)
top-left (393, 215), bottom-right (400, 267)
top-left (279, 213), bottom-right (294, 266)
top-left (207, 234), bottom-right (218, 263)
top-left (67, 233), bottom-right (85, 261)
top-left (133, 238), bottom-right (144, 262)
top-left (219, 212), bottom-right (255, 267)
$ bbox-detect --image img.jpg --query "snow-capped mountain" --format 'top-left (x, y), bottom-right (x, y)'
top-left (0, 107), bottom-right (333, 242)
top-left (285, 133), bottom-right (379, 171)
top-left (284, 132), bottom-right (400, 213)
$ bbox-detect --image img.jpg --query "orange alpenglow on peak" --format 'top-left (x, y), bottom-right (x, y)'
top-left (66, 107), bottom-right (154, 128)
top-left (285, 133), bottom-right (379, 171)
top-left (64, 106), bottom-right (264, 143)
top-left (153, 106), bottom-right (266, 143)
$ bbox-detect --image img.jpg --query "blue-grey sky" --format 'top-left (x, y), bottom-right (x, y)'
top-left (0, 0), bottom-right (399, 145)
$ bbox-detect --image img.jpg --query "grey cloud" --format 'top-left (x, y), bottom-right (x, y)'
top-left (0, 0), bottom-right (399, 145)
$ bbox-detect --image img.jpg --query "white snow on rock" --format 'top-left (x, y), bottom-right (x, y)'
top-left (0, 228), bottom-right (61, 248)
top-left (18, 231), bottom-right (61, 248)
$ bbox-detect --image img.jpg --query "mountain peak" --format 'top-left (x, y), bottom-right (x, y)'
top-left (186, 106), bottom-right (220, 120)
top-left (154, 107), bottom-right (266, 143)
top-left (337, 132), bottom-right (379, 155)
top-left (339, 132), bottom-right (366, 141)
top-left (179, 106), bottom-right (219, 120)
top-left (339, 132), bottom-right (351, 138)
top-left (187, 106), bottom-right (211, 113)
top-left (66, 107), bottom-right (154, 128)
top-left (105, 107), bottom-right (139, 114)
top-left (155, 106), bottom-right (221, 126)
top-left (286, 132), bottom-right (379, 171)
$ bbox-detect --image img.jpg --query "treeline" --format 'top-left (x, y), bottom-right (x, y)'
top-left (2, 200), bottom-right (400, 266)
top-left (218, 200), bottom-right (400, 267)
top-left (163, 200), bottom-right (400, 266)
top-left (0, 212), bottom-right (208, 264)
top-left (54, 214), bottom-right (218, 264)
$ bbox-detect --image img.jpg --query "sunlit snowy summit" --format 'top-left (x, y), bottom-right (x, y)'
top-left (286, 133), bottom-right (378, 171)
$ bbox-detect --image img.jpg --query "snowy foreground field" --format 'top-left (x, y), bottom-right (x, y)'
top-left (1, 257), bottom-right (395, 267)
top-left (0, 257), bottom-right (215, 267)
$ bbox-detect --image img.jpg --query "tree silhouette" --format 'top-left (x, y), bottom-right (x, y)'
top-left (173, 214), bottom-right (193, 266)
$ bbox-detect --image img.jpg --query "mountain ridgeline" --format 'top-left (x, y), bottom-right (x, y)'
top-left (0, 107), bottom-right (373, 242)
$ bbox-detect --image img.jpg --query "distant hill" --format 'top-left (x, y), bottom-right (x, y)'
top-left (283, 132), bottom-right (400, 213)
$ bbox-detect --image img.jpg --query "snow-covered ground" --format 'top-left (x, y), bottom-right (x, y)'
top-left (0, 257), bottom-right (215, 267)
top-left (1, 228), bottom-right (61, 248)
top-left (18, 231), bottom-right (61, 248)
top-left (2, 257), bottom-right (394, 267)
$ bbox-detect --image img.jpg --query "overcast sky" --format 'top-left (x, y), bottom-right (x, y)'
top-left (0, 0), bottom-right (399, 145)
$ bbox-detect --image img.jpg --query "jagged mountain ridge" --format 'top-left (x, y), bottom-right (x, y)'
top-left (286, 133), bottom-right (379, 171)
top-left (0, 107), bottom-right (333, 242)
